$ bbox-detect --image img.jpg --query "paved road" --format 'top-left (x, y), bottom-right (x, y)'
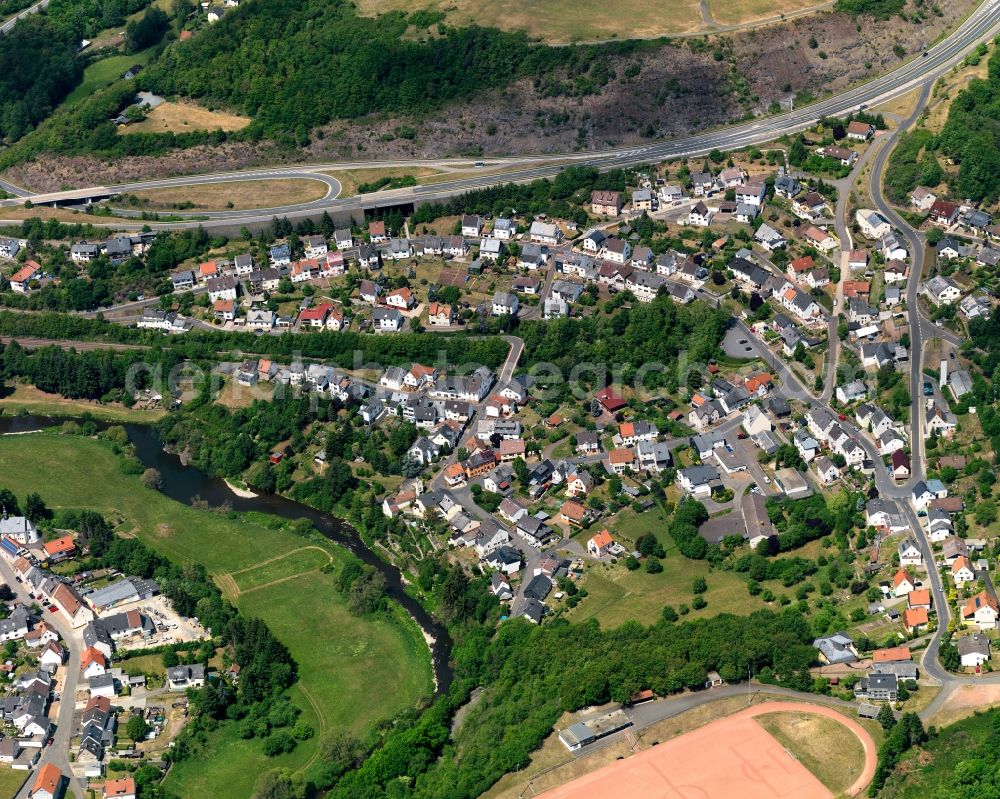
top-left (0, 0), bottom-right (49, 36)
top-left (3, 0), bottom-right (999, 229)
top-left (0, 558), bottom-right (87, 799)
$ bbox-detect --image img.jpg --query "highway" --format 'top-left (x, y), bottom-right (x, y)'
top-left (1, 0), bottom-right (999, 229)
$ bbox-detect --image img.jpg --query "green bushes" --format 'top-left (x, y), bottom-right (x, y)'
top-left (885, 129), bottom-right (943, 204)
top-left (834, 0), bottom-right (905, 17)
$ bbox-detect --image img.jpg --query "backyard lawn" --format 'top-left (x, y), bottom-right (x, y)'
top-left (0, 767), bottom-right (27, 799)
top-left (566, 506), bottom-right (767, 627)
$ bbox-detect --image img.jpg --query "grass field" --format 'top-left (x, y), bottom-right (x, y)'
top-left (64, 48), bottom-right (156, 105)
top-left (0, 433), bottom-right (433, 795)
top-left (0, 767), bottom-right (27, 799)
top-left (356, 0), bottom-right (833, 42)
top-left (0, 384), bottom-right (165, 423)
top-left (755, 711), bottom-right (865, 793)
top-left (129, 178), bottom-right (330, 211)
top-left (165, 683), bottom-right (322, 799)
top-left (123, 101), bottom-right (252, 135)
top-left (356, 0), bottom-right (704, 42)
top-left (708, 0), bottom-right (831, 26)
top-left (229, 546), bottom-right (332, 593)
top-left (321, 166), bottom-right (443, 197)
top-left (565, 506), bottom-right (766, 627)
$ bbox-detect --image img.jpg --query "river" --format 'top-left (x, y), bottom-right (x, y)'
top-left (0, 412), bottom-right (454, 694)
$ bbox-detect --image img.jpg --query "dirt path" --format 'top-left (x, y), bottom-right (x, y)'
top-left (226, 545), bottom-right (332, 577)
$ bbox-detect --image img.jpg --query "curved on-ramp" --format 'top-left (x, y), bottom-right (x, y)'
top-left (103, 172), bottom-right (342, 219)
top-left (538, 701), bottom-right (877, 799)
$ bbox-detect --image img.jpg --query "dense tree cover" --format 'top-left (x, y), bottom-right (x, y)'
top-left (413, 166), bottom-right (633, 228)
top-left (125, 6), bottom-right (169, 53)
top-left (519, 293), bottom-right (729, 388)
top-left (666, 498), bottom-right (709, 558)
top-left (764, 494), bottom-right (836, 552)
top-left (0, 310), bottom-right (508, 369)
top-left (884, 129), bottom-right (943, 204)
top-left (321, 609), bottom-right (816, 799)
top-left (869, 713), bottom-right (926, 795)
top-left (834, 0), bottom-right (904, 17)
top-left (890, 711), bottom-right (1000, 799)
top-left (0, 16), bottom-right (82, 144)
top-left (137, 0), bottom-right (662, 141)
top-left (0, 80), bottom-right (232, 167)
top-left (938, 47), bottom-right (1000, 203)
top-left (157, 393), bottom-right (339, 480)
top-left (46, 0), bottom-right (150, 39)
top-left (0, 340), bottom-right (174, 401)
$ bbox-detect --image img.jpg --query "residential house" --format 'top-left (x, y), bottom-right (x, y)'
top-left (929, 199), bottom-right (960, 226)
top-left (962, 591), bottom-right (1000, 629)
top-left (898, 538), bottom-right (923, 567)
top-left (904, 607), bottom-right (930, 633)
top-left (816, 145), bottom-right (857, 166)
top-left (492, 292), bottom-right (519, 317)
top-left (677, 464), bottom-right (719, 498)
top-left (587, 530), bottom-right (616, 558)
top-left (529, 221), bottom-right (562, 245)
top-left (856, 209), bottom-right (891, 240)
top-left (167, 664), bottom-right (206, 690)
top-left (847, 120), bottom-right (875, 140)
top-left (854, 673), bottom-right (898, 701)
top-left (373, 308), bottom-right (404, 332)
top-left (687, 201), bottom-right (713, 227)
top-left (910, 187), bottom-right (937, 211)
top-left (959, 634), bottom-right (991, 667)
top-left (813, 632), bottom-right (858, 664)
top-left (952, 556), bottom-right (976, 586)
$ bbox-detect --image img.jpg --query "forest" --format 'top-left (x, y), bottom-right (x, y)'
top-left (137, 0), bottom-right (662, 141)
top-left (518, 292), bottom-right (730, 389)
top-left (937, 46), bottom-right (1000, 203)
top-left (313, 607), bottom-right (817, 799)
top-left (0, 16), bottom-right (81, 144)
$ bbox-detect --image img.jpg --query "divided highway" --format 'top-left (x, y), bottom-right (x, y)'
top-left (1, 0), bottom-right (999, 229)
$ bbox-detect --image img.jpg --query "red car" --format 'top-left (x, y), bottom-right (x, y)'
top-left (838, 414), bottom-right (847, 421)
top-left (46, 605), bottom-right (57, 613)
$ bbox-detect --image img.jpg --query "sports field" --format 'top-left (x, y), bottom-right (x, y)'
top-left (537, 702), bottom-right (876, 799)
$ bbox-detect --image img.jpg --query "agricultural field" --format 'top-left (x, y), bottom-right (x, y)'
top-left (122, 101), bottom-right (252, 135)
top-left (0, 432), bottom-right (433, 794)
top-left (355, 0), bottom-right (833, 42)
